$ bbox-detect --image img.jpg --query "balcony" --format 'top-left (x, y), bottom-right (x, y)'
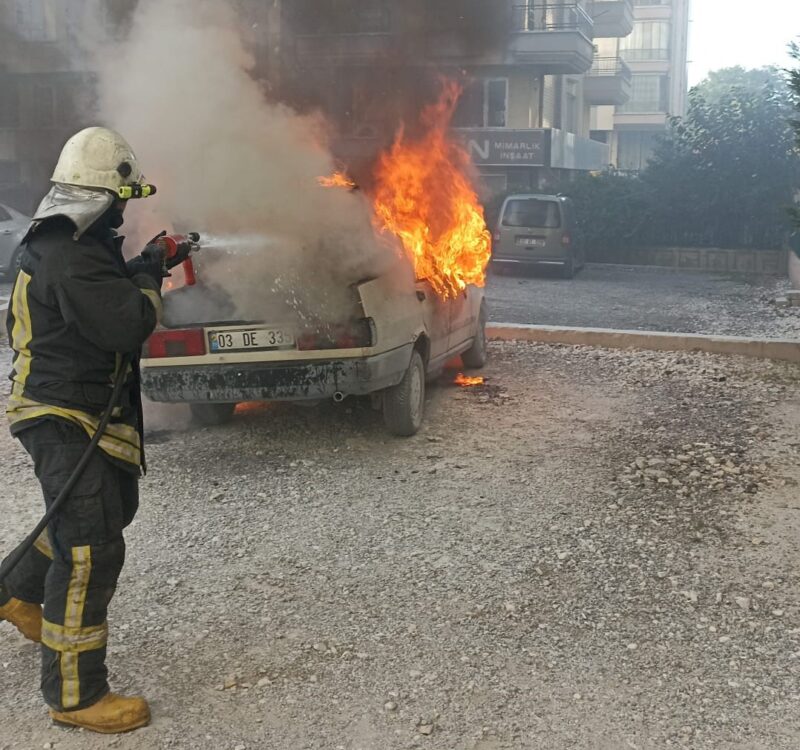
top-left (293, 3), bottom-right (595, 74)
top-left (509, 3), bottom-right (595, 74)
top-left (589, 0), bottom-right (634, 37)
top-left (584, 57), bottom-right (632, 105)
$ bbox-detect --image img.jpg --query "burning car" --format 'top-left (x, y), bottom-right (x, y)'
top-left (139, 260), bottom-right (487, 436)
top-left (141, 80), bottom-right (492, 436)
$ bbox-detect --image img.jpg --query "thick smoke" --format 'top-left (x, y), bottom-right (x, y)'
top-left (94, 0), bottom-right (396, 327)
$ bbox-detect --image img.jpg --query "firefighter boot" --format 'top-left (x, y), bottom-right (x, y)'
top-left (0, 597), bottom-right (42, 643)
top-left (50, 693), bottom-right (151, 734)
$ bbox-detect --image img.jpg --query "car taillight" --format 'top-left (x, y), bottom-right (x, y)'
top-left (143, 328), bottom-right (207, 358)
top-left (297, 319), bottom-right (374, 351)
top-left (561, 232), bottom-right (572, 247)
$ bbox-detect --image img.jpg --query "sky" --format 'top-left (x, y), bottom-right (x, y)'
top-left (688, 0), bottom-right (800, 85)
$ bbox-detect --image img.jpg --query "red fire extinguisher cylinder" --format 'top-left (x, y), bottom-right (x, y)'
top-left (156, 232), bottom-right (201, 287)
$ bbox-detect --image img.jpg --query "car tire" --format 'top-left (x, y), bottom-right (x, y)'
top-left (461, 306), bottom-right (488, 369)
top-left (190, 402), bottom-right (236, 426)
top-left (383, 350), bottom-right (425, 437)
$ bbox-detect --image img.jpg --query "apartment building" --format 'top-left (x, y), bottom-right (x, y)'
top-left (0, 0), bottom-right (101, 211)
top-left (0, 0), bottom-right (276, 213)
top-left (283, 0), bottom-right (638, 201)
top-left (590, 0), bottom-right (690, 171)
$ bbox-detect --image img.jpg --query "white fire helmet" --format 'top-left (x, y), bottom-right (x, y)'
top-left (30, 127), bottom-right (156, 240)
top-left (50, 127), bottom-right (153, 199)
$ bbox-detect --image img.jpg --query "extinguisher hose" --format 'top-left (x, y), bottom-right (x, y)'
top-left (0, 355), bottom-right (133, 585)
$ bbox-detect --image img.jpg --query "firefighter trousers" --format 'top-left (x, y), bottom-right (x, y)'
top-left (0, 418), bottom-right (138, 711)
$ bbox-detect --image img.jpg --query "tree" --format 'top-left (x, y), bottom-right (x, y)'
top-left (640, 68), bottom-right (799, 249)
top-left (693, 66), bottom-right (788, 105)
top-left (553, 171), bottom-right (651, 256)
top-left (789, 43), bottom-right (800, 229)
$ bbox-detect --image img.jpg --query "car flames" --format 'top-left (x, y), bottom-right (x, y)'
top-left (320, 81), bottom-right (492, 301)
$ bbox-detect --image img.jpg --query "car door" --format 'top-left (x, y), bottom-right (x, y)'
top-left (447, 285), bottom-right (480, 354)
top-left (416, 280), bottom-right (451, 369)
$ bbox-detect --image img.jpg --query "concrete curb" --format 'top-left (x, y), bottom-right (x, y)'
top-left (488, 323), bottom-right (800, 365)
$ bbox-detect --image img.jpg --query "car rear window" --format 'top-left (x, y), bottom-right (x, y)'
top-left (501, 199), bottom-right (561, 229)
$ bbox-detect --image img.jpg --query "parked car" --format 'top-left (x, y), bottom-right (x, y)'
top-left (0, 203), bottom-right (30, 279)
top-left (140, 260), bottom-right (488, 436)
top-left (491, 193), bottom-right (585, 278)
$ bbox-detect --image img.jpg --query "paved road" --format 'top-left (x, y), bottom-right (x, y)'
top-left (486, 264), bottom-right (799, 339)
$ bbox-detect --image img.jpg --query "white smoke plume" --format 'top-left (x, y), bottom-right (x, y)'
top-left (92, 0), bottom-right (396, 326)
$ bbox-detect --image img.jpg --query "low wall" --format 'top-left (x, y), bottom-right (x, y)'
top-left (589, 246), bottom-right (788, 275)
top-left (488, 323), bottom-right (800, 365)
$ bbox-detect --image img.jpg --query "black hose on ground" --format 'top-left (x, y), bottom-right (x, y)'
top-left (0, 355), bottom-right (133, 584)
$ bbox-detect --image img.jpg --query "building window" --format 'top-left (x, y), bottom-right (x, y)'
top-left (0, 80), bottom-right (20, 127)
top-left (14, 0), bottom-right (58, 42)
top-left (453, 78), bottom-right (508, 128)
top-left (617, 131), bottom-right (659, 172)
top-left (618, 75), bottom-right (669, 113)
top-left (620, 21), bottom-right (670, 61)
top-left (31, 84), bottom-right (56, 127)
top-left (292, 0), bottom-right (390, 34)
top-left (565, 78), bottom-right (579, 134)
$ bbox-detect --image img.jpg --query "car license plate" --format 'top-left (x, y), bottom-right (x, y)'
top-left (208, 327), bottom-right (294, 352)
top-left (516, 237), bottom-right (545, 247)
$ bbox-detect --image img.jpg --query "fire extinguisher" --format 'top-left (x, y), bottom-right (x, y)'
top-left (154, 232), bottom-right (201, 286)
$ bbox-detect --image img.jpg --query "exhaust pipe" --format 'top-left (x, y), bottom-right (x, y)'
top-left (333, 392), bottom-right (346, 403)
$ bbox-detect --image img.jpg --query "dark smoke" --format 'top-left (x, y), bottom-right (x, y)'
top-left (281, 0), bottom-right (512, 160)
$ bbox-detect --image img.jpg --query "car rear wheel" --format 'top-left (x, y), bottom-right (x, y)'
top-left (190, 402), bottom-right (236, 426)
top-left (461, 306), bottom-right (488, 369)
top-left (383, 351), bottom-right (425, 437)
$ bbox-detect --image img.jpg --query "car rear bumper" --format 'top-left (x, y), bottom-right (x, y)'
top-left (141, 344), bottom-right (414, 403)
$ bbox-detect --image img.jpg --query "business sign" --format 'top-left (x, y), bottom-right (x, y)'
top-left (456, 129), bottom-right (548, 167)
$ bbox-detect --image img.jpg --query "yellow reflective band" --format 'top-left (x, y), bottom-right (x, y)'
top-left (140, 288), bottom-right (163, 323)
top-left (61, 546), bottom-right (91, 709)
top-left (6, 392), bottom-right (142, 467)
top-left (61, 652), bottom-right (79, 709)
top-left (34, 531), bottom-right (54, 560)
top-left (42, 620), bottom-right (108, 653)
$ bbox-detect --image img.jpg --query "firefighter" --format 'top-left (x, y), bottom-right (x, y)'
top-left (0, 127), bottom-right (190, 733)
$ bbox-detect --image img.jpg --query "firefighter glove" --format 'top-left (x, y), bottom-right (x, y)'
top-left (165, 240), bottom-right (193, 270)
top-left (126, 245), bottom-right (166, 286)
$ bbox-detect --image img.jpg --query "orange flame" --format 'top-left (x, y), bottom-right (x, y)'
top-left (455, 373), bottom-right (485, 387)
top-left (370, 81), bottom-right (492, 300)
top-left (318, 171), bottom-right (357, 189)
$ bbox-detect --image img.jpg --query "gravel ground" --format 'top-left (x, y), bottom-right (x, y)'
top-left (486, 264), bottom-right (800, 339)
top-left (1, 342), bottom-right (799, 750)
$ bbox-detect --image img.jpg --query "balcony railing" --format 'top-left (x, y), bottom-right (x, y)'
top-left (588, 56), bottom-right (632, 79)
top-left (620, 48), bottom-right (670, 62)
top-left (512, 3), bottom-right (594, 37)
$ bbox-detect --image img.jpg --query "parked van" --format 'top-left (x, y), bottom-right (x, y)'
top-left (492, 194), bottom-right (584, 278)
